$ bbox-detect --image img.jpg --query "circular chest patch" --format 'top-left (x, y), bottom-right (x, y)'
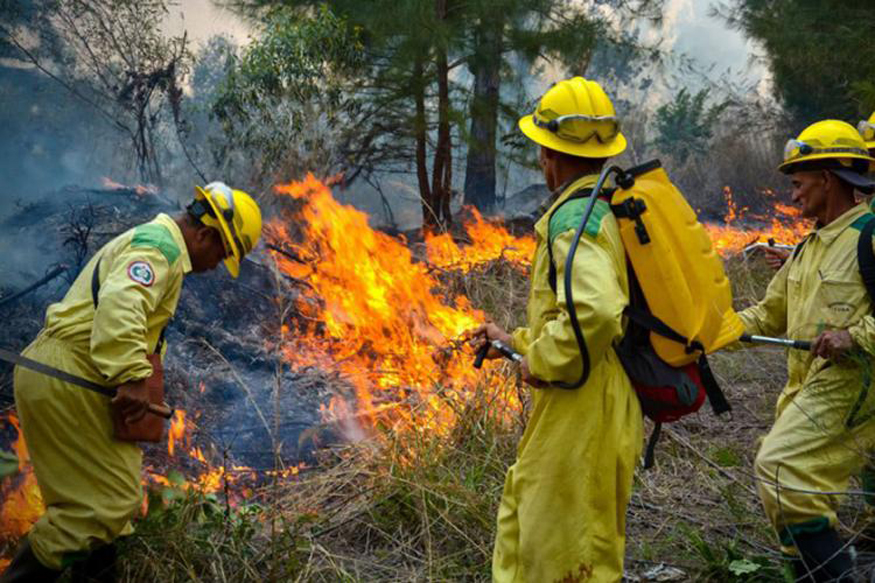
top-left (128, 261), bottom-right (155, 287)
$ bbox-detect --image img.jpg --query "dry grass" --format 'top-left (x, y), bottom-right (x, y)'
top-left (117, 252), bottom-right (875, 582)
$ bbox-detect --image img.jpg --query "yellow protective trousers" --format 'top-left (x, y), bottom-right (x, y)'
top-left (496, 174), bottom-right (643, 582)
top-left (14, 334), bottom-right (142, 570)
top-left (754, 363), bottom-right (875, 552)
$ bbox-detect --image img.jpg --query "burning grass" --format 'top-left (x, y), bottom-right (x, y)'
top-left (3, 176), bottom-right (870, 580)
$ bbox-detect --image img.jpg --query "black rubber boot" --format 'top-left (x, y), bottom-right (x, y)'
top-left (69, 544), bottom-right (117, 583)
top-left (0, 537), bottom-right (61, 583)
top-left (791, 528), bottom-right (855, 582)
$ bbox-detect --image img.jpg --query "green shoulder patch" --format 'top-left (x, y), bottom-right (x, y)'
top-left (850, 213), bottom-right (875, 232)
top-left (132, 223), bottom-right (181, 265)
top-left (549, 197), bottom-right (610, 245)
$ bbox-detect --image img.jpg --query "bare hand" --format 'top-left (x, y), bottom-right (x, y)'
top-left (466, 322), bottom-right (513, 361)
top-left (762, 246), bottom-right (791, 271)
top-left (811, 330), bottom-right (855, 361)
top-left (520, 357), bottom-right (547, 388)
top-left (111, 380), bottom-right (150, 425)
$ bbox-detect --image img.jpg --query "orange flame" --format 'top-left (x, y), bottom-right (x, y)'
top-left (0, 415), bottom-right (45, 541)
top-left (424, 208), bottom-right (535, 271)
top-left (269, 174), bottom-right (517, 440)
top-left (704, 187), bottom-right (809, 254)
top-left (167, 410), bottom-right (187, 457)
top-left (100, 177), bottom-right (158, 197)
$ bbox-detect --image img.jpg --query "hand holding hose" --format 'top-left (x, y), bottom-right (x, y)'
top-left (467, 322), bottom-right (513, 365)
top-left (811, 330), bottom-right (855, 361)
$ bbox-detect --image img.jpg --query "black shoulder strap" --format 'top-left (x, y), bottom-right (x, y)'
top-left (857, 216), bottom-right (875, 303)
top-left (90, 256), bottom-right (166, 353)
top-left (91, 257), bottom-right (102, 309)
top-left (624, 305), bottom-right (731, 417)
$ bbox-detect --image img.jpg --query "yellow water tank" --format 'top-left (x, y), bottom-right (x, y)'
top-left (611, 161), bottom-right (744, 366)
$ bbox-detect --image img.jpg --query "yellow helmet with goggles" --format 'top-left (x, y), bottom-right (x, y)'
top-left (518, 77), bottom-right (626, 159)
top-left (779, 120), bottom-right (875, 193)
top-left (189, 182), bottom-right (262, 278)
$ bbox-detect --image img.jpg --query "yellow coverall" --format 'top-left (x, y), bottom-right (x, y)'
top-left (739, 203), bottom-right (875, 551)
top-left (495, 174), bottom-right (643, 583)
top-left (14, 213), bottom-right (190, 570)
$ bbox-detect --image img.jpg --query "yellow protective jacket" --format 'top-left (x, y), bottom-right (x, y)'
top-left (14, 213), bottom-right (191, 569)
top-left (493, 174), bottom-right (643, 583)
top-left (740, 203), bottom-right (875, 545)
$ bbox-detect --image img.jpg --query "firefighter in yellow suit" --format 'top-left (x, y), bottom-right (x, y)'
top-left (470, 77), bottom-right (642, 583)
top-left (1, 183), bottom-right (262, 582)
top-left (739, 120), bottom-right (875, 582)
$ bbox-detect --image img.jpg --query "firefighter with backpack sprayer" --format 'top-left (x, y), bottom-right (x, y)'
top-left (468, 77), bottom-right (643, 583)
top-left (0, 183), bottom-right (262, 582)
top-left (737, 120), bottom-right (875, 581)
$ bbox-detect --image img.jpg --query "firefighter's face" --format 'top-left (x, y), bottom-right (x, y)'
top-left (190, 225), bottom-right (228, 272)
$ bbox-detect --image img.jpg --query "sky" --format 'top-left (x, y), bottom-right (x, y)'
top-left (165, 0), bottom-right (765, 86)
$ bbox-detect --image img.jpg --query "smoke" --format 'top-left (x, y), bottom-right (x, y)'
top-left (0, 66), bottom-right (130, 215)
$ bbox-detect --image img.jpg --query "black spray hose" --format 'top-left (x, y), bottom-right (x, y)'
top-left (553, 165), bottom-right (624, 389)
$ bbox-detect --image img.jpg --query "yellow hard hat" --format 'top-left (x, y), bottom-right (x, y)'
top-left (858, 111), bottom-right (875, 150)
top-left (193, 182), bottom-right (263, 278)
top-left (518, 77), bottom-right (627, 159)
top-left (780, 119), bottom-right (875, 173)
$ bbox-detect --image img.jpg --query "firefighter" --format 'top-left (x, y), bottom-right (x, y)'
top-left (739, 120), bottom-right (875, 581)
top-left (0, 182), bottom-right (262, 582)
top-left (469, 77), bottom-right (642, 582)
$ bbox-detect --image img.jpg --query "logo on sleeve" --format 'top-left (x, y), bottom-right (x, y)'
top-left (127, 261), bottom-right (155, 287)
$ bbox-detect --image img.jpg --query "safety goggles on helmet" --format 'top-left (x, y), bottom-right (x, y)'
top-left (532, 113), bottom-right (620, 144)
top-left (858, 120), bottom-right (875, 143)
top-left (782, 139), bottom-right (869, 164)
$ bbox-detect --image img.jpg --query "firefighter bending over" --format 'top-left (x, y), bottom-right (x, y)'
top-left (0, 183), bottom-right (262, 582)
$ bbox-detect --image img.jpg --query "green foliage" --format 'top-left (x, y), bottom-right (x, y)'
top-left (654, 88), bottom-right (729, 163)
top-left (717, 0), bottom-right (875, 123)
top-left (211, 5), bottom-right (364, 183)
top-left (228, 0), bottom-right (664, 216)
top-left (682, 527), bottom-right (781, 582)
top-left (121, 486), bottom-right (268, 582)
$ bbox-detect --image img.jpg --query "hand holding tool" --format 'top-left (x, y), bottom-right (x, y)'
top-left (473, 339), bottom-right (524, 368)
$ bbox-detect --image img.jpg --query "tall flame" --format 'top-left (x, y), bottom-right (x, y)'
top-left (270, 174), bottom-right (517, 438)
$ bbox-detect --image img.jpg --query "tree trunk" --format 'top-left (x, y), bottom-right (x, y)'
top-left (463, 16), bottom-right (502, 214)
top-left (412, 57), bottom-right (433, 227)
top-left (430, 0), bottom-right (452, 229)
